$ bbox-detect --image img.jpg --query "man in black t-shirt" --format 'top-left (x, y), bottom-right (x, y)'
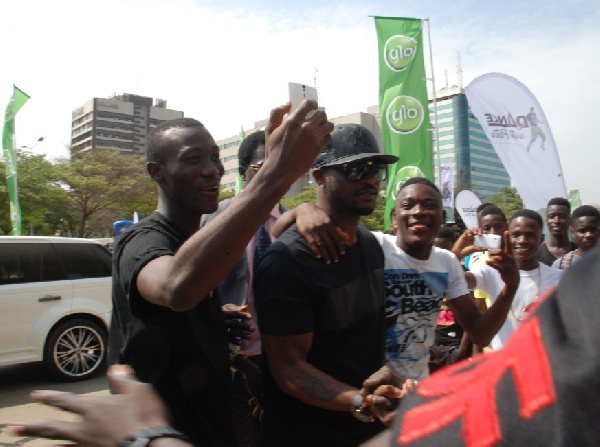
top-left (254, 124), bottom-right (399, 446)
top-left (108, 103), bottom-right (333, 446)
top-left (537, 197), bottom-right (577, 266)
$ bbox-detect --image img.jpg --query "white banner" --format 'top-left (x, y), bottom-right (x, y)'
top-left (465, 73), bottom-right (567, 210)
top-left (455, 190), bottom-right (482, 229)
top-left (441, 163), bottom-right (454, 223)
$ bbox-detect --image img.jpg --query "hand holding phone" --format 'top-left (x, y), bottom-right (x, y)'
top-left (473, 233), bottom-right (502, 250)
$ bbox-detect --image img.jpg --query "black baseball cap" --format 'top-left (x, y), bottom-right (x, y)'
top-left (313, 123), bottom-right (398, 168)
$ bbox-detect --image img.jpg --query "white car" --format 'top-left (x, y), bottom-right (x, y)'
top-left (0, 236), bottom-right (112, 381)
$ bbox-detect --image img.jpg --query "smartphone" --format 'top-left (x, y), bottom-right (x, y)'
top-left (288, 82), bottom-right (318, 114)
top-left (474, 234), bottom-right (502, 250)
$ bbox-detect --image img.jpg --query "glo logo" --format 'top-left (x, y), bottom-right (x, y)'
top-left (391, 166), bottom-right (425, 201)
top-left (384, 35), bottom-right (417, 72)
top-left (386, 96), bottom-right (424, 134)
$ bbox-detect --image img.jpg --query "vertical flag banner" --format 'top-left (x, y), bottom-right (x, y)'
top-left (375, 17), bottom-right (433, 229)
top-left (568, 189), bottom-right (581, 210)
top-left (2, 85), bottom-right (30, 235)
top-left (235, 127), bottom-right (246, 195)
top-left (465, 73), bottom-right (566, 210)
top-left (440, 163), bottom-right (454, 223)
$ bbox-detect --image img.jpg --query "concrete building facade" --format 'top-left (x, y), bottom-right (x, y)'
top-left (216, 109), bottom-right (384, 197)
top-left (70, 94), bottom-right (183, 156)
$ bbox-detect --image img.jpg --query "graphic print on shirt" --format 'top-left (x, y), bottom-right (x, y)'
top-left (384, 268), bottom-right (448, 379)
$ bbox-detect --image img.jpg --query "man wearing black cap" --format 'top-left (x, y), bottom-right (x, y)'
top-left (254, 123), bottom-right (399, 446)
top-left (274, 177), bottom-right (519, 383)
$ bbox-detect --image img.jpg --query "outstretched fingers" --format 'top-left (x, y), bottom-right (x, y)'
top-left (503, 230), bottom-right (511, 254)
top-left (107, 364), bottom-right (138, 395)
top-left (264, 102), bottom-right (292, 158)
top-left (8, 420), bottom-right (81, 441)
top-left (28, 390), bottom-right (87, 415)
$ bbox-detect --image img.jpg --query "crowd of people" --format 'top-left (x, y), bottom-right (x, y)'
top-left (7, 100), bottom-right (600, 446)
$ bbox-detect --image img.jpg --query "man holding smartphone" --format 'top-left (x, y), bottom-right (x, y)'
top-left (108, 101), bottom-right (333, 446)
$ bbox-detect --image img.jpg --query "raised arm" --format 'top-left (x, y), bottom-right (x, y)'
top-left (450, 232), bottom-right (519, 346)
top-left (138, 101), bottom-right (333, 311)
top-left (452, 228), bottom-right (485, 260)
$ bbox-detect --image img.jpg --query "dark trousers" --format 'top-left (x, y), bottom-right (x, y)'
top-left (231, 355), bottom-right (262, 447)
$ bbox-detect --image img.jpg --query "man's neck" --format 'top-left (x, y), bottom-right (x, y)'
top-left (330, 217), bottom-right (360, 245)
top-left (519, 258), bottom-right (540, 271)
top-left (156, 201), bottom-right (201, 237)
top-left (399, 241), bottom-right (433, 261)
top-left (548, 233), bottom-right (571, 249)
top-left (317, 199), bottom-right (361, 245)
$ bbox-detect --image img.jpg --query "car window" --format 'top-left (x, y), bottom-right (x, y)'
top-left (0, 243), bottom-right (67, 284)
top-left (52, 243), bottom-right (112, 279)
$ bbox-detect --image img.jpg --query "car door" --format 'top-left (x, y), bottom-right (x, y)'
top-left (51, 242), bottom-right (112, 311)
top-left (0, 241), bottom-right (74, 365)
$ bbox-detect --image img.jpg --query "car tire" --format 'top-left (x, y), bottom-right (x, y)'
top-left (44, 318), bottom-right (107, 381)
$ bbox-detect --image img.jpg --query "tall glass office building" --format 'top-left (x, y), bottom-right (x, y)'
top-left (432, 86), bottom-right (510, 201)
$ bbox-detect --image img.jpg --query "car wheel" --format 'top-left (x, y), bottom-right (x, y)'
top-left (44, 318), bottom-right (107, 381)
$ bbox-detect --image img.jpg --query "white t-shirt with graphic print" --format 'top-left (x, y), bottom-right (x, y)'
top-left (372, 232), bottom-right (470, 380)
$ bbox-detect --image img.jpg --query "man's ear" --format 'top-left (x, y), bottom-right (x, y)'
top-left (147, 161), bottom-right (163, 183)
top-left (312, 168), bottom-right (324, 186)
top-left (239, 167), bottom-right (247, 182)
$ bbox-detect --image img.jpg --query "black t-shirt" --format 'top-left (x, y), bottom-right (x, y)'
top-left (255, 223), bottom-right (387, 446)
top-left (108, 212), bottom-right (235, 446)
top-left (537, 241), bottom-right (578, 266)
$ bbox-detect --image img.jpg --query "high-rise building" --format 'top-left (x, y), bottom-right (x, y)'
top-left (431, 86), bottom-right (510, 201)
top-left (215, 87), bottom-right (510, 201)
top-left (70, 93), bottom-right (184, 156)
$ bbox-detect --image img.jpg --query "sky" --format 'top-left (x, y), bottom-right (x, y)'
top-left (2, 0), bottom-right (599, 204)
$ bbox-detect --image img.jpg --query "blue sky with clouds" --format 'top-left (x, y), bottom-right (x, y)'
top-left (2, 0), bottom-right (599, 204)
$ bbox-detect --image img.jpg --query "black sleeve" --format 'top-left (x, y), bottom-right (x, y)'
top-left (253, 241), bottom-right (316, 336)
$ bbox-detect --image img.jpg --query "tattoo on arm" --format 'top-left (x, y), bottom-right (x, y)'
top-left (290, 368), bottom-right (345, 402)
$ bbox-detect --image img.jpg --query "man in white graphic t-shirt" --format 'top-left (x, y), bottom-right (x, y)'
top-left (372, 178), bottom-right (519, 380)
top-left (275, 177), bottom-right (520, 380)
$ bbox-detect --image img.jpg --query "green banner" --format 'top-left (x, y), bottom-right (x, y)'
top-left (235, 127), bottom-right (246, 195)
top-left (2, 85), bottom-right (30, 235)
top-left (568, 189), bottom-right (581, 210)
top-left (375, 17), bottom-right (432, 229)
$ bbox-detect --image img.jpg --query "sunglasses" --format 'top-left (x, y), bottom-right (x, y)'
top-left (327, 161), bottom-right (388, 181)
top-left (248, 160), bottom-right (264, 172)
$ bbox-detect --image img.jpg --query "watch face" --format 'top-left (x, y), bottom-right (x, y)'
top-left (352, 393), bottom-right (365, 408)
top-left (352, 393), bottom-right (376, 422)
top-left (353, 409), bottom-right (376, 423)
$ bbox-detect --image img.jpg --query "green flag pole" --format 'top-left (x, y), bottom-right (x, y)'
top-left (235, 127), bottom-right (246, 195)
top-left (2, 85), bottom-right (30, 235)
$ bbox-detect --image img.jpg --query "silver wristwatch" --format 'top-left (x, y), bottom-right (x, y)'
top-left (118, 427), bottom-right (191, 447)
top-left (352, 393), bottom-right (376, 423)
